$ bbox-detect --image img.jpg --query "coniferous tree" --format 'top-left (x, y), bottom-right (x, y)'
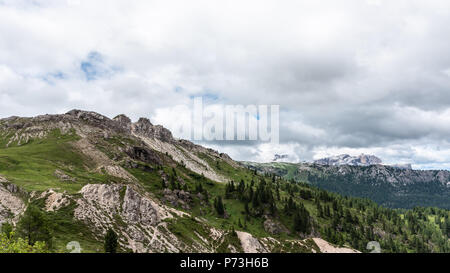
top-left (244, 201), bottom-right (250, 215)
top-left (1, 222), bottom-right (13, 239)
top-left (317, 202), bottom-right (323, 218)
top-left (104, 228), bottom-right (118, 253)
top-left (17, 205), bottom-right (53, 247)
top-left (215, 196), bottom-right (225, 216)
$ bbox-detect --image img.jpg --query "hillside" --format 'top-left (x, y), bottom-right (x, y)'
top-left (242, 162), bottom-right (450, 209)
top-left (0, 110), bottom-right (449, 253)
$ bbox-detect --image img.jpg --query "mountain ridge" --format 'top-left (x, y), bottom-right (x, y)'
top-left (1, 110), bottom-right (449, 253)
top-left (314, 154), bottom-right (383, 167)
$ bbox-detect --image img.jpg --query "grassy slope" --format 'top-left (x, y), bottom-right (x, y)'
top-left (0, 129), bottom-right (119, 193)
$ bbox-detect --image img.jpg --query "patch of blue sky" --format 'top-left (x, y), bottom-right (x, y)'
top-left (189, 92), bottom-right (220, 102)
top-left (0, 0), bottom-right (47, 9)
top-left (80, 51), bottom-right (122, 81)
top-left (174, 86), bottom-right (183, 93)
top-left (40, 71), bottom-right (66, 85)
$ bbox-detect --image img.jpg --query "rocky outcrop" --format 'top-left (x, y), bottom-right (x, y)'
top-left (132, 118), bottom-right (173, 142)
top-left (236, 231), bottom-right (268, 253)
top-left (54, 169), bottom-right (76, 182)
top-left (41, 189), bottom-right (71, 212)
top-left (139, 136), bottom-right (228, 183)
top-left (0, 182), bottom-right (25, 224)
top-left (113, 114), bottom-right (132, 129)
top-left (125, 146), bottom-right (162, 165)
top-left (162, 189), bottom-right (192, 210)
top-left (74, 183), bottom-right (182, 252)
top-left (312, 238), bottom-right (360, 253)
top-left (263, 217), bottom-right (288, 235)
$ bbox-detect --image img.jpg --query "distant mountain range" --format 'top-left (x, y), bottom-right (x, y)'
top-left (242, 161), bottom-right (450, 209)
top-left (271, 153), bottom-right (413, 170)
top-left (314, 154), bottom-right (382, 166)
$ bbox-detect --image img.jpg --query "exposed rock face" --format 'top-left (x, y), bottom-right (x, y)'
top-left (140, 136), bottom-right (228, 182)
top-left (314, 154), bottom-right (382, 166)
top-left (162, 189), bottom-right (192, 210)
top-left (74, 184), bottom-right (168, 252)
top-left (125, 146), bottom-right (162, 165)
top-left (66, 109), bottom-right (127, 133)
top-left (312, 238), bottom-right (360, 253)
top-left (41, 189), bottom-right (71, 212)
top-left (263, 217), bottom-right (288, 235)
top-left (0, 182), bottom-right (25, 224)
top-left (72, 183), bottom-right (237, 253)
top-left (121, 187), bottom-right (160, 225)
top-left (75, 184), bottom-right (163, 228)
top-left (236, 231), bottom-right (268, 253)
top-left (54, 169), bottom-right (76, 182)
top-left (131, 118), bottom-right (173, 142)
top-left (113, 114), bottom-right (132, 129)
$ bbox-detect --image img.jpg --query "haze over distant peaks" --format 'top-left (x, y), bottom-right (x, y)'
top-left (314, 154), bottom-right (382, 166)
top-left (313, 154), bottom-right (413, 169)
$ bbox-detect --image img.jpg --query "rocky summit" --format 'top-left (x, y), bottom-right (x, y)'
top-left (0, 110), bottom-right (449, 253)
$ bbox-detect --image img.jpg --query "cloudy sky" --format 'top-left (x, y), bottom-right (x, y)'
top-left (1, 0), bottom-right (450, 169)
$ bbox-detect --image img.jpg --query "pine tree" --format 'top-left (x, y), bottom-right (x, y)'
top-left (17, 205), bottom-right (53, 247)
top-left (169, 175), bottom-right (176, 190)
top-left (104, 228), bottom-right (118, 253)
top-left (204, 190), bottom-right (210, 204)
top-left (244, 201), bottom-right (250, 215)
top-left (317, 202), bottom-right (323, 218)
top-left (1, 222), bottom-right (13, 239)
top-left (215, 196), bottom-right (225, 216)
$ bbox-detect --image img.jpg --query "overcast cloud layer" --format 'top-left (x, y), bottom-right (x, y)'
top-left (1, 0), bottom-right (450, 169)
